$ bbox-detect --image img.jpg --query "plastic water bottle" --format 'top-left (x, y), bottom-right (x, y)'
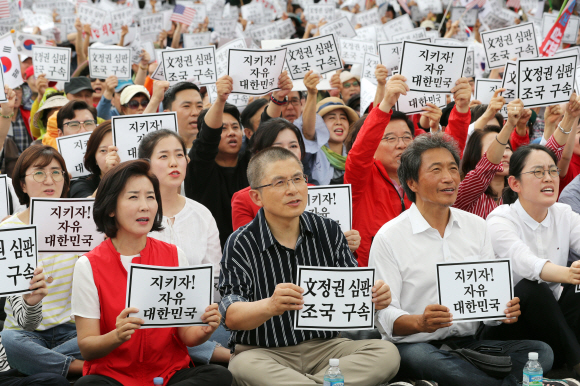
top-left (323, 358), bottom-right (344, 386)
top-left (153, 377), bottom-right (163, 385)
top-left (523, 352), bottom-right (542, 385)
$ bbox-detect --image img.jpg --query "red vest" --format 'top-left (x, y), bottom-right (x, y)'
top-left (83, 238), bottom-right (191, 386)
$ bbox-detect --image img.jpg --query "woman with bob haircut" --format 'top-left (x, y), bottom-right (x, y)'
top-left (70, 120), bottom-right (120, 198)
top-left (71, 159), bottom-right (232, 386)
top-left (0, 145), bottom-right (86, 378)
top-left (483, 141), bottom-right (580, 376)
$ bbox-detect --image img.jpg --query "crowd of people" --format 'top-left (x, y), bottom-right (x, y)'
top-left (1, 0), bottom-right (580, 385)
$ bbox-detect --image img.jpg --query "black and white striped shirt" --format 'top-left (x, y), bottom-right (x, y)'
top-left (0, 296), bottom-right (43, 371)
top-left (219, 209), bottom-right (357, 349)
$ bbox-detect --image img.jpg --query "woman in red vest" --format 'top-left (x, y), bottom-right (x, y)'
top-left (71, 160), bottom-right (232, 386)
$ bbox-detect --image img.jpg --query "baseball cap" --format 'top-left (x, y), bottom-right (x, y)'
top-left (115, 79), bottom-right (134, 93)
top-left (64, 78), bottom-right (95, 95)
top-left (120, 85), bottom-right (151, 106)
top-left (25, 66), bottom-right (58, 87)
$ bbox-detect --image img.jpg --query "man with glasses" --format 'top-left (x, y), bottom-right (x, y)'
top-left (221, 146), bottom-right (400, 386)
top-left (41, 100), bottom-right (98, 150)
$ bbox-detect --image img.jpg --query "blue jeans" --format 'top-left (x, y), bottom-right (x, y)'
top-left (0, 323), bottom-right (82, 376)
top-left (396, 337), bottom-right (553, 386)
top-left (187, 325), bottom-right (231, 364)
top-left (0, 370), bottom-right (69, 386)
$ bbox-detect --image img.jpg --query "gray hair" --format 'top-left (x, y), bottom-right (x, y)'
top-left (247, 147), bottom-right (303, 189)
top-left (398, 133), bottom-right (460, 203)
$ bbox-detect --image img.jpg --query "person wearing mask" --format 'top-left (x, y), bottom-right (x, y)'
top-left (161, 82), bottom-right (204, 150)
top-left (42, 100), bottom-right (98, 149)
top-left (64, 78), bottom-right (94, 106)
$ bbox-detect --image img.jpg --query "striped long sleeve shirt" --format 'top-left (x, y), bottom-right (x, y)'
top-left (219, 209), bottom-right (357, 350)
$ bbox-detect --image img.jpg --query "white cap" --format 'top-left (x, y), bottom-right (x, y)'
top-left (329, 358), bottom-right (339, 367)
top-left (529, 352), bottom-right (538, 360)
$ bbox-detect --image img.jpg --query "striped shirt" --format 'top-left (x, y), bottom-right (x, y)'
top-left (219, 209), bottom-right (357, 349)
top-left (1, 215), bottom-right (79, 330)
top-left (0, 296), bottom-right (43, 371)
top-left (454, 135), bottom-right (565, 219)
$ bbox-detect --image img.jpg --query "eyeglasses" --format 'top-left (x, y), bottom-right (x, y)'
top-left (343, 81), bottom-right (359, 88)
top-left (381, 134), bottom-right (413, 145)
top-left (254, 174), bottom-right (308, 190)
top-left (24, 170), bottom-right (66, 183)
top-left (90, 78), bottom-right (105, 82)
top-left (284, 98), bottom-right (301, 107)
top-left (125, 99), bottom-right (149, 109)
top-left (521, 166), bottom-right (560, 179)
top-left (63, 120), bottom-right (97, 131)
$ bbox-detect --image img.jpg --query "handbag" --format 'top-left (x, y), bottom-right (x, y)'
top-left (449, 346), bottom-right (512, 379)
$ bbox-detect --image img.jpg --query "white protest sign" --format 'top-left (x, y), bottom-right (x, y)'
top-left (319, 16), bottom-right (357, 39)
top-left (189, 4), bottom-right (207, 29)
top-left (306, 184), bottom-right (352, 231)
top-left (399, 41), bottom-right (467, 93)
top-left (214, 18), bottom-right (238, 39)
top-left (295, 266), bottom-right (375, 331)
top-left (0, 70), bottom-right (7, 103)
top-left (162, 46), bottom-right (217, 86)
top-left (140, 14), bottom-right (164, 36)
top-left (126, 264), bottom-right (213, 328)
top-left (33, 0), bottom-right (76, 16)
top-left (88, 46), bottom-right (132, 80)
top-left (0, 226), bottom-right (37, 297)
top-left (56, 133), bottom-right (92, 179)
top-left (451, 7), bottom-right (478, 27)
top-left (418, 0), bottom-right (442, 14)
top-left (517, 55), bottom-right (577, 108)
top-left (281, 34), bottom-right (342, 80)
top-left (183, 32), bottom-right (212, 48)
top-left (276, 18), bottom-right (296, 39)
top-left (542, 13), bottom-right (580, 45)
top-left (78, 4), bottom-right (107, 28)
top-left (362, 52), bottom-right (379, 84)
top-left (31, 46), bottom-right (71, 82)
top-left (355, 8), bottom-right (380, 27)
top-left (352, 25), bottom-right (377, 44)
top-left (30, 198), bottom-right (105, 253)
top-left (475, 79), bottom-right (502, 104)
top-left (89, 19), bottom-right (120, 45)
top-left (378, 41), bottom-right (401, 74)
top-left (433, 38), bottom-right (466, 47)
top-left (554, 46), bottom-right (580, 65)
top-left (305, 5), bottom-right (335, 24)
top-left (0, 175), bottom-right (9, 220)
top-left (339, 38), bottom-right (376, 65)
top-left (576, 284), bottom-right (580, 293)
top-left (392, 27), bottom-right (427, 42)
top-left (480, 22), bottom-right (539, 70)
top-left (112, 112), bottom-right (178, 161)
top-left (241, 2), bottom-right (264, 24)
top-left (436, 259), bottom-right (514, 322)
top-left (382, 14), bottom-right (414, 38)
top-left (395, 91), bottom-right (447, 114)
top-left (249, 23), bottom-right (279, 42)
top-left (215, 38), bottom-right (247, 78)
top-left (111, 9), bottom-right (133, 32)
top-left (228, 48), bottom-right (287, 95)
top-left (501, 61), bottom-right (518, 102)
top-left (463, 50), bottom-right (475, 78)
top-left (360, 77), bottom-right (376, 115)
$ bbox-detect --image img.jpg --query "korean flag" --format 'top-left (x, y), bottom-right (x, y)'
top-left (0, 33), bottom-right (24, 89)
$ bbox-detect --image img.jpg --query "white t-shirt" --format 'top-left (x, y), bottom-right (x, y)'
top-left (71, 247), bottom-right (188, 319)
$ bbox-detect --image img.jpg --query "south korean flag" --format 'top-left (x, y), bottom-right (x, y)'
top-left (0, 33), bottom-right (24, 89)
top-left (14, 32), bottom-right (47, 55)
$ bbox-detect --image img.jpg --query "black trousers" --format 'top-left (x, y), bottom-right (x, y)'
top-left (479, 279), bottom-right (580, 368)
top-left (0, 370), bottom-right (69, 386)
top-left (74, 365), bottom-right (232, 386)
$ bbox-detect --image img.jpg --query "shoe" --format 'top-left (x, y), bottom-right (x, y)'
top-left (564, 379), bottom-right (580, 385)
top-left (543, 380), bottom-right (570, 385)
top-left (414, 382), bottom-right (438, 386)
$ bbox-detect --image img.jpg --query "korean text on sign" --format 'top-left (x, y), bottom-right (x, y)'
top-left (395, 91), bottom-right (446, 115)
top-left (140, 14), bottom-right (164, 36)
top-left (112, 112), bottom-right (178, 161)
top-left (228, 48), bottom-right (287, 96)
top-left (295, 266), bottom-right (375, 331)
top-left (30, 198), bottom-right (105, 253)
top-left (32, 46), bottom-right (71, 82)
top-left (501, 61), bottom-right (518, 103)
top-left (126, 264), bottom-right (214, 328)
top-left (319, 17), bottom-right (357, 39)
top-left (88, 47), bottom-right (132, 81)
top-left (517, 54), bottom-right (577, 108)
top-left (56, 132), bottom-right (92, 179)
top-left (480, 22), bottom-right (539, 70)
top-left (305, 184), bottom-right (352, 231)
top-left (475, 78), bottom-right (507, 118)
top-left (281, 34), bottom-right (343, 80)
top-left (0, 175), bottom-right (9, 220)
top-left (0, 226), bottom-right (37, 297)
top-left (378, 42), bottom-right (402, 75)
top-left (161, 46), bottom-right (217, 86)
top-left (436, 259), bottom-right (514, 322)
top-left (339, 38), bottom-right (376, 65)
top-left (399, 41), bottom-right (467, 93)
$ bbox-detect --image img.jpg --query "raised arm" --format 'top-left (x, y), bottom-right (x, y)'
top-left (74, 18), bottom-right (87, 64)
top-left (473, 88), bottom-right (505, 130)
top-left (144, 80), bottom-right (169, 114)
top-left (445, 77), bottom-right (472, 156)
top-left (373, 64), bottom-right (388, 110)
top-left (0, 86), bottom-right (16, 152)
top-left (205, 75), bottom-right (232, 129)
top-left (552, 94), bottom-right (580, 147)
top-left (301, 70), bottom-right (320, 141)
top-left (118, 25), bottom-right (128, 47)
top-left (171, 23), bottom-right (183, 49)
top-left (264, 71), bottom-right (293, 121)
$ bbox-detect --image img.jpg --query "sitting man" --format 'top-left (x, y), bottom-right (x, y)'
top-left (220, 146), bottom-right (400, 386)
top-left (42, 100), bottom-right (98, 149)
top-left (368, 74), bottom-right (553, 386)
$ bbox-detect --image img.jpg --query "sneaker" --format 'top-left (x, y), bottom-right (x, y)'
top-left (543, 380), bottom-right (570, 385)
top-left (564, 379), bottom-right (580, 386)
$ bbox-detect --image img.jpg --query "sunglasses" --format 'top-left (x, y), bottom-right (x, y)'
top-left (125, 99), bottom-right (149, 109)
top-left (90, 78), bottom-right (105, 82)
top-left (343, 81), bottom-right (359, 88)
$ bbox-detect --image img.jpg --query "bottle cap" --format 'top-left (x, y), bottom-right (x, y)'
top-left (153, 377), bottom-right (164, 385)
top-left (529, 352), bottom-right (538, 360)
top-left (329, 358), bottom-right (339, 367)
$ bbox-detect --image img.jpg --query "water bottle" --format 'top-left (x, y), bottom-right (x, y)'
top-left (153, 377), bottom-right (163, 385)
top-left (323, 358), bottom-right (344, 386)
top-left (523, 352), bottom-right (542, 385)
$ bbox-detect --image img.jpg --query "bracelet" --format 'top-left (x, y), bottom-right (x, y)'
top-left (495, 135), bottom-right (508, 146)
top-left (558, 123), bottom-right (573, 135)
top-left (0, 112), bottom-right (14, 119)
top-left (270, 94), bottom-right (288, 106)
top-left (139, 65), bottom-right (148, 71)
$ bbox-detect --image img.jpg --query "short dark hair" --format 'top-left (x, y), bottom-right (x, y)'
top-left (138, 129), bottom-right (187, 160)
top-left (93, 159), bottom-right (164, 238)
top-left (13, 145), bottom-right (71, 205)
top-left (391, 110), bottom-right (415, 136)
top-left (84, 120), bottom-right (111, 176)
top-left (56, 100), bottom-right (97, 130)
top-left (198, 103), bottom-right (241, 131)
top-left (241, 99), bottom-right (268, 132)
top-left (163, 82), bottom-right (201, 111)
top-left (470, 104), bottom-right (504, 127)
top-left (398, 133), bottom-right (460, 203)
top-left (247, 147), bottom-right (303, 189)
top-left (251, 118), bottom-right (306, 158)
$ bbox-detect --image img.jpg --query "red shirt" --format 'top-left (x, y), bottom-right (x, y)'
top-left (510, 129), bottom-right (530, 152)
top-left (441, 106), bottom-right (472, 157)
top-left (559, 153), bottom-right (580, 193)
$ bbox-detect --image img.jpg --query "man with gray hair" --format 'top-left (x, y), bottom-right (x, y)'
top-left (368, 132), bottom-right (554, 386)
top-left (219, 146), bottom-right (401, 386)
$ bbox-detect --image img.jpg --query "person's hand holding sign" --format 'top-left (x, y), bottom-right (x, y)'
top-left (272, 70), bottom-right (293, 101)
top-left (103, 76), bottom-right (118, 102)
top-left (451, 77), bottom-right (472, 114)
top-left (420, 103), bottom-right (443, 132)
top-left (506, 99), bottom-right (524, 127)
top-left (36, 74), bottom-right (49, 101)
top-left (1, 85), bottom-right (16, 117)
top-left (199, 303), bottom-right (222, 335)
top-left (371, 280), bottom-right (391, 310)
top-left (22, 266), bottom-right (48, 307)
top-left (115, 307), bottom-right (144, 343)
top-left (501, 297), bottom-right (521, 324)
top-left (375, 64), bottom-right (388, 87)
top-left (418, 305), bottom-right (453, 333)
top-left (267, 283), bottom-right (304, 316)
top-left (379, 74), bottom-right (408, 112)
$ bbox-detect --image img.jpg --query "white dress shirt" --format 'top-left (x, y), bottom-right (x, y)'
top-left (369, 204), bottom-right (496, 344)
top-left (486, 200), bottom-right (580, 300)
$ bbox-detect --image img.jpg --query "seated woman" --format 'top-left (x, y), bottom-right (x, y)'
top-left (118, 85), bottom-right (150, 115)
top-left (69, 121), bottom-right (120, 198)
top-left (0, 145), bottom-right (85, 377)
top-left (137, 129), bottom-right (230, 364)
top-left (71, 160), bottom-right (232, 386)
top-left (484, 140), bottom-right (580, 375)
